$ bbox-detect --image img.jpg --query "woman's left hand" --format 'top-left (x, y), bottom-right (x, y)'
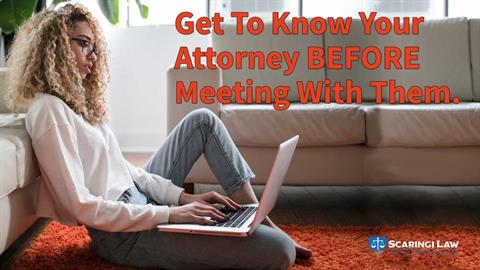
top-left (179, 191), bottom-right (241, 211)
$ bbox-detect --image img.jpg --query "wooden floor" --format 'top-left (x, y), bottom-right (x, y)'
top-left (1, 154), bottom-right (479, 269)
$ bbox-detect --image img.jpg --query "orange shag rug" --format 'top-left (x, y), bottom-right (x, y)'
top-left (11, 221), bottom-right (480, 269)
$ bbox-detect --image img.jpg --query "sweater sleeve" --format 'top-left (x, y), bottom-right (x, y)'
top-left (124, 161), bottom-right (184, 206)
top-left (33, 123), bottom-right (171, 232)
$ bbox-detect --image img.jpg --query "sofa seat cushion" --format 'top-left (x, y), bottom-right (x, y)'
top-left (0, 138), bottom-right (17, 198)
top-left (0, 114), bottom-right (38, 189)
top-left (365, 103), bottom-right (480, 147)
top-left (220, 103), bottom-right (365, 147)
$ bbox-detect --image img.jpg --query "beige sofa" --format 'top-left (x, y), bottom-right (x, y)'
top-left (0, 68), bottom-right (39, 255)
top-left (167, 17), bottom-right (480, 186)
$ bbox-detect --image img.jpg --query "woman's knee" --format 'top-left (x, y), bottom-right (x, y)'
top-left (254, 226), bottom-right (296, 269)
top-left (185, 108), bottom-right (218, 125)
top-left (270, 238), bottom-right (296, 269)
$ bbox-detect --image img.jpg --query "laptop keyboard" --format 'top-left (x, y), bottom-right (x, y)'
top-left (214, 206), bottom-right (257, 228)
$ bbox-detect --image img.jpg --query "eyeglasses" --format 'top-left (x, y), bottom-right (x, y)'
top-left (70, 37), bottom-right (99, 57)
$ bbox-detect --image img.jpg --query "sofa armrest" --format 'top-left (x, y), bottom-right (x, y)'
top-left (167, 66), bottom-right (222, 133)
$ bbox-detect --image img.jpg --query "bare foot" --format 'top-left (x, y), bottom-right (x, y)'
top-left (228, 183), bottom-right (313, 258)
top-left (295, 242), bottom-right (313, 259)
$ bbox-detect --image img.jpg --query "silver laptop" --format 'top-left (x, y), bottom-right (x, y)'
top-left (157, 135), bottom-right (299, 237)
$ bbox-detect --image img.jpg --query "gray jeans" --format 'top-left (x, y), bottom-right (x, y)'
top-left (87, 109), bottom-right (296, 270)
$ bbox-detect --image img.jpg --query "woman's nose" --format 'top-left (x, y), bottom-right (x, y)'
top-left (87, 52), bottom-right (97, 62)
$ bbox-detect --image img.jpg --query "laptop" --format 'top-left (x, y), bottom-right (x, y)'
top-left (157, 135), bottom-right (299, 237)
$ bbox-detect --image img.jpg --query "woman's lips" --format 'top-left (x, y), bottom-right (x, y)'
top-left (84, 65), bottom-right (92, 74)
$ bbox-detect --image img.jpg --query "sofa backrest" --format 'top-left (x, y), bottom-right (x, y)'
top-left (325, 17), bottom-right (473, 102)
top-left (0, 68), bottom-right (10, 113)
top-left (212, 21), bottom-right (326, 102)
top-left (212, 17), bottom-right (475, 104)
top-left (470, 19), bottom-right (480, 102)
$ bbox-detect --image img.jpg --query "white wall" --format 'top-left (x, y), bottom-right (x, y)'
top-left (105, 26), bottom-right (209, 152)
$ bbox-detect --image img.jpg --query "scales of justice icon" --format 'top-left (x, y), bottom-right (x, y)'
top-left (369, 236), bottom-right (388, 254)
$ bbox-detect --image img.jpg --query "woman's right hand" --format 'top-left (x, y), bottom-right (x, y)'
top-left (168, 202), bottom-right (228, 225)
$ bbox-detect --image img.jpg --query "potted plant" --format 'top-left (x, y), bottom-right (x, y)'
top-left (0, 0), bottom-right (148, 63)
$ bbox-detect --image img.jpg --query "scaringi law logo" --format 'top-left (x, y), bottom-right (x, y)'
top-left (369, 236), bottom-right (388, 254)
top-left (368, 236), bottom-right (460, 255)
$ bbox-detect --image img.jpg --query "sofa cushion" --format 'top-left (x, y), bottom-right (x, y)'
top-left (325, 17), bottom-right (473, 102)
top-left (220, 103), bottom-right (365, 147)
top-left (470, 19), bottom-right (480, 101)
top-left (0, 138), bottom-right (17, 198)
top-left (365, 103), bottom-right (480, 147)
top-left (0, 114), bottom-right (38, 189)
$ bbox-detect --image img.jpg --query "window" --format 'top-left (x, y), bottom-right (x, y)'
top-left (132, 0), bottom-right (449, 26)
top-left (54, 0), bottom-right (476, 27)
top-left (47, 0), bottom-right (116, 27)
top-left (209, 0), bottom-right (300, 20)
top-left (303, 0), bottom-right (446, 19)
top-left (128, 0), bottom-right (207, 26)
top-left (448, 0), bottom-right (480, 17)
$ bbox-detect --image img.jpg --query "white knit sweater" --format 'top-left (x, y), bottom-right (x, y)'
top-left (25, 93), bottom-right (183, 232)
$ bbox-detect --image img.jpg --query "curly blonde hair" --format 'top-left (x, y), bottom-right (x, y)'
top-left (5, 3), bottom-right (109, 125)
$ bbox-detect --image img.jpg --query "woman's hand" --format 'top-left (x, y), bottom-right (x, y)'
top-left (178, 191), bottom-right (241, 211)
top-left (168, 191), bottom-right (242, 225)
top-left (168, 201), bottom-right (228, 225)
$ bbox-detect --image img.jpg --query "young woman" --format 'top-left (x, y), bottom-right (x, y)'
top-left (5, 4), bottom-right (311, 269)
